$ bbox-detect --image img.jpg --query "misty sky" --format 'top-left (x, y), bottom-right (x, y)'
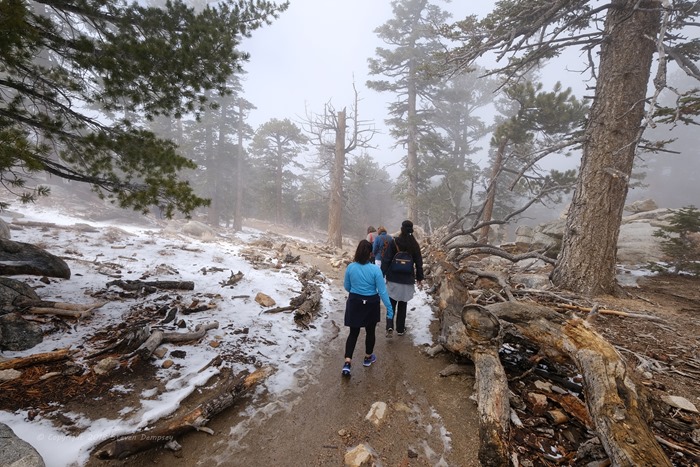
top-left (240, 1), bottom-right (508, 178)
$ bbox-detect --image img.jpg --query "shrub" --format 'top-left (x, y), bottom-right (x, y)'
top-left (649, 205), bottom-right (700, 275)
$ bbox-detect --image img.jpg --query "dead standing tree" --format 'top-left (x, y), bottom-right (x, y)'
top-left (302, 85), bottom-right (376, 248)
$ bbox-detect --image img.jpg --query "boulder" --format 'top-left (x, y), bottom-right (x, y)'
top-left (0, 422), bottom-right (45, 467)
top-left (0, 218), bottom-right (10, 240)
top-left (0, 313), bottom-right (43, 351)
top-left (181, 221), bottom-right (216, 239)
top-left (0, 238), bottom-right (70, 279)
top-left (617, 222), bottom-right (664, 265)
top-left (624, 198), bottom-right (658, 213)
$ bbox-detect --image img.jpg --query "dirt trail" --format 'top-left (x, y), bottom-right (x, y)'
top-left (114, 239), bottom-right (482, 467)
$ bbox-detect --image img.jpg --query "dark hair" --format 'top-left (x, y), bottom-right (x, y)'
top-left (353, 239), bottom-right (373, 264)
top-left (396, 220), bottom-right (420, 257)
top-left (367, 226), bottom-right (376, 234)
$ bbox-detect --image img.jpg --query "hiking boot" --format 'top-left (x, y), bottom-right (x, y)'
top-left (363, 354), bottom-right (377, 367)
top-left (386, 328), bottom-right (393, 338)
top-left (342, 362), bottom-right (351, 376)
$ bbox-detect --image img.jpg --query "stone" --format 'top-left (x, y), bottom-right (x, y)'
top-left (624, 198), bottom-right (658, 213)
top-left (344, 443), bottom-right (374, 467)
top-left (0, 369), bottom-right (22, 382)
top-left (0, 239), bottom-right (71, 279)
top-left (254, 292), bottom-right (276, 307)
top-left (364, 401), bottom-right (388, 427)
top-left (0, 313), bottom-right (43, 351)
top-left (0, 422), bottom-right (45, 467)
top-left (661, 394), bottom-right (698, 413)
top-left (93, 357), bottom-right (120, 375)
top-left (0, 218), bottom-right (10, 240)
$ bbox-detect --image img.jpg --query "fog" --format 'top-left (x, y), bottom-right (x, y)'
top-left (36, 1), bottom-right (700, 238)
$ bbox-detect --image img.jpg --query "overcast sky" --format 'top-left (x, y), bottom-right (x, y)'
top-left (239, 1), bottom-right (586, 177)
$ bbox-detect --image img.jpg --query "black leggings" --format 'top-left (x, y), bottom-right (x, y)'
top-left (387, 299), bottom-right (408, 333)
top-left (344, 325), bottom-right (376, 359)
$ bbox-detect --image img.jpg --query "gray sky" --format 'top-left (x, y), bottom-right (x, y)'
top-left (240, 1), bottom-right (584, 178)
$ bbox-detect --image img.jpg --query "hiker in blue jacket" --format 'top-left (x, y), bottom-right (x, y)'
top-left (372, 226), bottom-right (390, 267)
top-left (381, 220), bottom-right (423, 337)
top-left (342, 239), bottom-right (394, 377)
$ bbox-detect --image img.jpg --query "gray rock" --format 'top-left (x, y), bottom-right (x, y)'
top-left (617, 222), bottom-right (664, 265)
top-left (181, 221), bottom-right (215, 239)
top-left (0, 422), bottom-right (45, 467)
top-left (0, 313), bottom-right (43, 351)
top-left (0, 238), bottom-right (70, 279)
top-left (0, 218), bottom-right (10, 240)
top-left (624, 198), bottom-right (658, 213)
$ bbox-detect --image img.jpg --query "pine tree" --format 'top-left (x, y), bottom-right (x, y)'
top-left (651, 206), bottom-right (700, 276)
top-left (0, 0), bottom-right (286, 216)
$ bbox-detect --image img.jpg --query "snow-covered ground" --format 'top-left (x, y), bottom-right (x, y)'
top-left (0, 203), bottom-right (436, 466)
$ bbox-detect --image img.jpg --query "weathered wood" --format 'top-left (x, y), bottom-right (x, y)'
top-left (556, 303), bottom-right (664, 321)
top-left (106, 280), bottom-right (195, 291)
top-left (461, 305), bottom-right (510, 467)
top-left (0, 348), bottom-right (74, 370)
top-left (293, 282), bottom-right (322, 328)
top-left (27, 307), bottom-right (92, 318)
top-left (488, 301), bottom-right (672, 467)
top-left (127, 322), bottom-right (219, 360)
top-left (92, 367), bottom-right (270, 460)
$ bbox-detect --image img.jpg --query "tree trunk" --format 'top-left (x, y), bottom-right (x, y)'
top-left (551, 0), bottom-right (661, 295)
top-left (327, 109), bottom-right (346, 248)
top-left (407, 60), bottom-right (419, 223)
top-left (479, 137), bottom-right (507, 243)
top-left (234, 101), bottom-right (244, 232)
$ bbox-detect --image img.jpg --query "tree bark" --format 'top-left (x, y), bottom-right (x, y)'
top-left (551, 0), bottom-right (661, 295)
top-left (92, 368), bottom-right (269, 460)
top-left (233, 99), bottom-right (244, 232)
top-left (479, 137), bottom-right (507, 244)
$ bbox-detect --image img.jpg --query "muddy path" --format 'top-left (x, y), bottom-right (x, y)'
top-left (98, 238), bottom-right (481, 467)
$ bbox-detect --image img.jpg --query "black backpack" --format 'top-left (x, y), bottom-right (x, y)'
top-left (390, 239), bottom-right (414, 273)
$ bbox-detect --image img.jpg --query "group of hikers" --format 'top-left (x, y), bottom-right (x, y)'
top-left (341, 220), bottom-right (424, 376)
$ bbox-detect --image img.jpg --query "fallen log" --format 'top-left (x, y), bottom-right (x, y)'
top-left (127, 322), bottom-right (219, 360)
top-left (293, 282), bottom-right (322, 329)
top-left (92, 367), bottom-right (270, 460)
top-left (13, 299), bottom-right (106, 318)
top-left (486, 301), bottom-right (672, 467)
top-left (106, 280), bottom-right (195, 292)
top-left (461, 305), bottom-right (510, 467)
top-left (0, 348), bottom-right (74, 370)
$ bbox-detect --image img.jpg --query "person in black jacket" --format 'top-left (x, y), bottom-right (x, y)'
top-left (380, 220), bottom-right (423, 337)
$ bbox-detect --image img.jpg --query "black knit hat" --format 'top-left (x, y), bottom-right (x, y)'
top-left (401, 220), bottom-right (413, 235)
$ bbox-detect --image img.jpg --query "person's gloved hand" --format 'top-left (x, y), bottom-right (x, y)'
top-left (387, 308), bottom-right (394, 320)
